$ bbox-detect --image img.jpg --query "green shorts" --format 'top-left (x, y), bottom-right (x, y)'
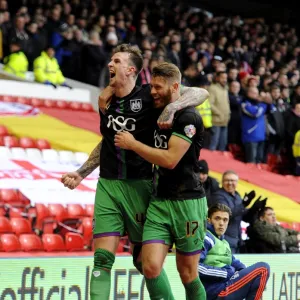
top-left (143, 196), bottom-right (208, 255)
top-left (93, 178), bottom-right (152, 244)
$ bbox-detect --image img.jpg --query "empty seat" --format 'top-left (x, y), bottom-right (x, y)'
top-left (0, 125), bottom-right (9, 137)
top-left (292, 222), bottom-right (300, 231)
top-left (48, 204), bottom-right (67, 221)
top-left (81, 103), bottom-right (94, 112)
top-left (19, 137), bottom-right (37, 149)
top-left (0, 146), bottom-right (12, 159)
top-left (85, 204), bottom-right (94, 217)
top-left (0, 217), bottom-right (13, 233)
top-left (65, 232), bottom-right (85, 251)
top-left (0, 136), bottom-right (4, 146)
top-left (36, 139), bottom-right (51, 150)
top-left (42, 234), bottom-right (65, 251)
top-left (10, 218), bottom-right (32, 235)
top-left (0, 189), bottom-right (19, 203)
top-left (67, 204), bottom-right (85, 218)
top-left (280, 222), bottom-right (292, 229)
top-left (3, 136), bottom-right (19, 148)
top-left (0, 206), bottom-right (7, 216)
top-left (19, 234), bottom-right (43, 251)
top-left (11, 147), bottom-right (27, 160)
top-left (81, 217), bottom-right (93, 246)
top-left (74, 152), bottom-right (89, 165)
top-left (9, 207), bottom-right (26, 218)
top-left (26, 148), bottom-right (43, 161)
top-left (1, 234), bottom-right (21, 252)
top-left (59, 150), bottom-right (76, 164)
top-left (30, 98), bottom-right (44, 107)
top-left (42, 149), bottom-right (59, 162)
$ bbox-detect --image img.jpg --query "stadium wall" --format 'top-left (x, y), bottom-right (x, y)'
top-left (0, 254), bottom-right (299, 299)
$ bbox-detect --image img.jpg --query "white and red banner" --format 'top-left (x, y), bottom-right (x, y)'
top-left (0, 159), bottom-right (98, 205)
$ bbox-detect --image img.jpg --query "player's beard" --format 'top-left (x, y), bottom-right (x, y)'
top-left (160, 88), bottom-right (173, 108)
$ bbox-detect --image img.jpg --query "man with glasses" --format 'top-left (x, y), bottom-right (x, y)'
top-left (211, 170), bottom-right (253, 253)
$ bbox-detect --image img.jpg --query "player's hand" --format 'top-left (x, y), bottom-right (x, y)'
top-left (98, 86), bottom-right (114, 114)
top-left (61, 172), bottom-right (83, 190)
top-left (157, 103), bottom-right (175, 129)
top-left (114, 131), bottom-right (136, 150)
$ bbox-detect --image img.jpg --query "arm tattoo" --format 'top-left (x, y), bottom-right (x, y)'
top-left (76, 140), bottom-right (102, 178)
top-left (158, 87), bottom-right (209, 123)
top-left (172, 86), bottom-right (209, 111)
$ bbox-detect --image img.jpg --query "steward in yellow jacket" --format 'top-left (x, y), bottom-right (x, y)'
top-left (3, 39), bottom-right (28, 79)
top-left (33, 46), bottom-right (66, 86)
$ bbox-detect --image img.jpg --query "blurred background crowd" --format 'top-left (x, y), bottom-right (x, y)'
top-left (1, 0), bottom-right (299, 176)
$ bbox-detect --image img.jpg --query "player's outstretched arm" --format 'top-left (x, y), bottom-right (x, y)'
top-left (61, 140), bottom-right (102, 189)
top-left (157, 87), bottom-right (209, 128)
top-left (115, 132), bottom-right (190, 169)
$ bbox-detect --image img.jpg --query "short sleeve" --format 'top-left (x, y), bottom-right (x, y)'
top-left (172, 112), bottom-right (201, 144)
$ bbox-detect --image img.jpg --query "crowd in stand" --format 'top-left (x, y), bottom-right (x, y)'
top-left (0, 0), bottom-right (300, 175)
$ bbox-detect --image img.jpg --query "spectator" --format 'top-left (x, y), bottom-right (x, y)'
top-left (195, 75), bottom-right (213, 148)
top-left (198, 160), bottom-right (219, 207)
top-left (228, 80), bottom-right (243, 145)
top-left (81, 31), bottom-right (106, 87)
top-left (3, 38), bottom-right (28, 79)
top-left (211, 170), bottom-right (255, 253)
top-left (33, 45), bottom-right (66, 87)
top-left (199, 203), bottom-right (270, 300)
top-left (241, 87), bottom-right (273, 163)
top-left (293, 130), bottom-right (300, 176)
top-left (247, 206), bottom-right (300, 253)
top-left (208, 71), bottom-right (231, 151)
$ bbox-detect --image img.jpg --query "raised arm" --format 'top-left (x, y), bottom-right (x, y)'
top-left (157, 86), bottom-right (209, 128)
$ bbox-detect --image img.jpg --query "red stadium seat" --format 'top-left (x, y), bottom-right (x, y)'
top-left (10, 218), bottom-right (32, 235)
top-left (19, 234), bottom-right (43, 251)
top-left (3, 136), bottom-right (19, 147)
top-left (9, 207), bottom-right (26, 218)
top-left (1, 234), bottom-right (21, 251)
top-left (81, 103), bottom-right (94, 112)
top-left (42, 234), bottom-right (65, 251)
top-left (65, 232), bottom-right (85, 251)
top-left (2, 95), bottom-right (15, 102)
top-left (0, 189), bottom-right (19, 202)
top-left (48, 204), bottom-right (67, 221)
top-left (0, 125), bottom-right (9, 137)
top-left (81, 217), bottom-right (93, 246)
top-left (19, 137), bottom-right (37, 149)
top-left (44, 99), bottom-right (57, 108)
top-left (85, 204), bottom-right (94, 217)
top-left (30, 98), bottom-right (45, 107)
top-left (69, 101), bottom-right (82, 110)
top-left (0, 217), bottom-right (13, 233)
top-left (36, 139), bottom-right (51, 150)
top-left (17, 97), bottom-right (31, 105)
top-left (0, 206), bottom-right (7, 216)
top-left (117, 239), bottom-right (127, 253)
top-left (67, 204), bottom-right (85, 218)
top-left (56, 100), bottom-right (68, 109)
top-left (0, 136), bottom-right (4, 146)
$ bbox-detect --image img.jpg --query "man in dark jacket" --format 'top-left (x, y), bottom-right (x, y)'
top-left (198, 160), bottom-right (219, 207)
top-left (198, 203), bottom-right (270, 300)
top-left (211, 170), bottom-right (255, 253)
top-left (247, 206), bottom-right (300, 253)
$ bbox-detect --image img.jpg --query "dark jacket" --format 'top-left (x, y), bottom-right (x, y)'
top-left (203, 176), bottom-right (220, 207)
top-left (247, 220), bottom-right (299, 253)
top-left (211, 188), bottom-right (247, 251)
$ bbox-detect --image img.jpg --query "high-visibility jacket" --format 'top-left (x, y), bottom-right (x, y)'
top-left (3, 51), bottom-right (28, 79)
top-left (293, 130), bottom-right (300, 158)
top-left (33, 51), bottom-right (65, 85)
top-left (196, 99), bottom-right (213, 129)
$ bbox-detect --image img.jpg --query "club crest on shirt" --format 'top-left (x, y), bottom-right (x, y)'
top-left (184, 124), bottom-right (196, 138)
top-left (130, 99), bottom-right (142, 112)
